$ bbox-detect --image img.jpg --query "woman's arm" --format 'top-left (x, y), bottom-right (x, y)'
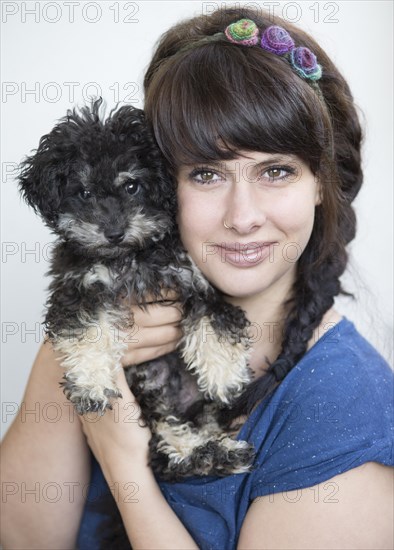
top-left (79, 367), bottom-right (198, 549)
top-left (1, 296), bottom-right (183, 549)
top-left (237, 461), bottom-right (394, 549)
top-left (1, 341), bottom-right (91, 549)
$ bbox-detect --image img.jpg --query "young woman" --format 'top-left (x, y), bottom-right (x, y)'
top-left (2, 6), bottom-right (393, 550)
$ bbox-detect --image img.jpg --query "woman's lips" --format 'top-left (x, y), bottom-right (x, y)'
top-left (215, 242), bottom-right (275, 267)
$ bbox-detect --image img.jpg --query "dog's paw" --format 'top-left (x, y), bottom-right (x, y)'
top-left (148, 418), bottom-right (256, 481)
top-left (212, 438), bottom-right (256, 475)
top-left (153, 437), bottom-right (255, 481)
top-left (184, 438), bottom-right (255, 477)
top-left (60, 376), bottom-right (122, 415)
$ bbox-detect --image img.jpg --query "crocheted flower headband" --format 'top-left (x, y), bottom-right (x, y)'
top-left (227, 19), bottom-right (322, 81)
top-left (178, 18), bottom-right (323, 92)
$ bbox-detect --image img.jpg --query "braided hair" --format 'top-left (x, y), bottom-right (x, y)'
top-left (143, 6), bottom-right (363, 418)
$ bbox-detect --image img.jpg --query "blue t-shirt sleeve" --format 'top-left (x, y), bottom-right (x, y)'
top-left (247, 323), bottom-right (394, 500)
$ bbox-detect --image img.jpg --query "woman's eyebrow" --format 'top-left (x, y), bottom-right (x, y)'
top-left (181, 154), bottom-right (297, 168)
top-left (253, 158), bottom-right (303, 174)
top-left (248, 155), bottom-right (298, 169)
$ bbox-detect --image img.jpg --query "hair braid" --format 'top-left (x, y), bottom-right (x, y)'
top-left (225, 245), bottom-right (345, 420)
top-left (228, 165), bottom-right (361, 421)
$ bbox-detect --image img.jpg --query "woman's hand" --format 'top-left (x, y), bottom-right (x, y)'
top-left (78, 368), bottom-right (198, 550)
top-left (120, 291), bottom-right (183, 366)
top-left (79, 291), bottom-right (183, 474)
top-left (79, 367), bottom-right (151, 475)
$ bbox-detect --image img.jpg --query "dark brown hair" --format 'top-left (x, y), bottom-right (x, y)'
top-left (143, 6), bottom-right (363, 417)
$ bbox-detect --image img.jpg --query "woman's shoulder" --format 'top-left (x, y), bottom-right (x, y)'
top-left (239, 316), bottom-right (393, 499)
top-left (287, 316), bottom-right (393, 425)
top-left (265, 315), bottom-right (392, 423)
top-left (309, 309), bottom-right (389, 357)
top-left (297, 315), bottom-right (393, 392)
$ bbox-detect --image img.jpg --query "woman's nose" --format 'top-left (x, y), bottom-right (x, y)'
top-left (224, 180), bottom-right (266, 234)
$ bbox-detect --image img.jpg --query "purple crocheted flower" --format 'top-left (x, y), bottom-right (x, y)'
top-left (289, 46), bottom-right (322, 80)
top-left (260, 25), bottom-right (294, 55)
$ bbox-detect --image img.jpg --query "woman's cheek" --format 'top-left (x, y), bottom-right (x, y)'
top-left (178, 191), bottom-right (218, 244)
top-left (275, 188), bottom-right (317, 240)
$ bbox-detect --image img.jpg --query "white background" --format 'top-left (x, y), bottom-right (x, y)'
top-left (1, 0), bottom-right (393, 437)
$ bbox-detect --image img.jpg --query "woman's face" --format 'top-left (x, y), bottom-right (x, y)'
top-left (176, 150), bottom-right (321, 303)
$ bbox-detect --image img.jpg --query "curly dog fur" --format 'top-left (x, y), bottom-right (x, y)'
top-left (18, 98), bottom-right (255, 480)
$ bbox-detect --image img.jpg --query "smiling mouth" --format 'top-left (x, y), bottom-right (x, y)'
top-left (215, 242), bottom-right (276, 267)
top-left (219, 241), bottom-right (274, 250)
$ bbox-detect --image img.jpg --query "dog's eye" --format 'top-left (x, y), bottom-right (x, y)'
top-left (80, 189), bottom-right (92, 199)
top-left (123, 179), bottom-right (139, 195)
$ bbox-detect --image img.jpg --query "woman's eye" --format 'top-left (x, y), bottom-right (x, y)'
top-left (263, 165), bottom-right (296, 182)
top-left (266, 168), bottom-right (284, 179)
top-left (190, 168), bottom-right (221, 184)
top-left (198, 171), bottom-right (216, 182)
top-left (186, 164), bottom-right (296, 185)
top-left (80, 189), bottom-right (92, 199)
top-left (123, 179), bottom-right (139, 195)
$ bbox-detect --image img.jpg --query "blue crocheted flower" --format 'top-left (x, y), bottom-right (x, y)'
top-left (289, 46), bottom-right (322, 81)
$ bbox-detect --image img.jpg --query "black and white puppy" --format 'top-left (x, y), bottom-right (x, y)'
top-left (18, 98), bottom-right (255, 480)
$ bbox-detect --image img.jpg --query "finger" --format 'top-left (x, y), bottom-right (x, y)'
top-left (132, 303), bottom-right (183, 328)
top-left (128, 323), bottom-right (182, 349)
top-left (129, 289), bottom-right (181, 306)
top-left (121, 340), bottom-right (181, 367)
top-left (155, 288), bottom-right (181, 302)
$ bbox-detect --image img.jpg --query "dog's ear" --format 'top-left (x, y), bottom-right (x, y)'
top-left (18, 98), bottom-right (106, 226)
top-left (18, 130), bottom-right (74, 227)
top-left (107, 105), bottom-right (148, 143)
top-left (108, 105), bottom-right (178, 215)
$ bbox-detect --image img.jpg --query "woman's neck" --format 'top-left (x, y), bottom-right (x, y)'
top-left (224, 271), bottom-right (294, 377)
top-left (223, 268), bottom-right (342, 378)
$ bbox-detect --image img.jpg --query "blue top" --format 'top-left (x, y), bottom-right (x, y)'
top-left (77, 318), bottom-right (394, 549)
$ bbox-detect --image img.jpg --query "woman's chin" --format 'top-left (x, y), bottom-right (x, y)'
top-left (208, 271), bottom-right (272, 300)
top-left (202, 260), bottom-right (296, 302)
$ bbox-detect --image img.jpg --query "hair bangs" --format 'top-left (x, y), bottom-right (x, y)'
top-left (146, 42), bottom-right (328, 174)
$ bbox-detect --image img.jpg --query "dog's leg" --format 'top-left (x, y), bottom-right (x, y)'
top-left (53, 309), bottom-right (128, 415)
top-left (170, 254), bottom-right (252, 405)
top-left (149, 415), bottom-right (255, 481)
top-left (179, 297), bottom-right (252, 406)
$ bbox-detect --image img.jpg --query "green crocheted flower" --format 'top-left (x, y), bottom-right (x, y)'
top-left (224, 19), bottom-right (259, 46)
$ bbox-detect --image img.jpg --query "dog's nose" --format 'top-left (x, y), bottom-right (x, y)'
top-left (105, 230), bottom-right (125, 244)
